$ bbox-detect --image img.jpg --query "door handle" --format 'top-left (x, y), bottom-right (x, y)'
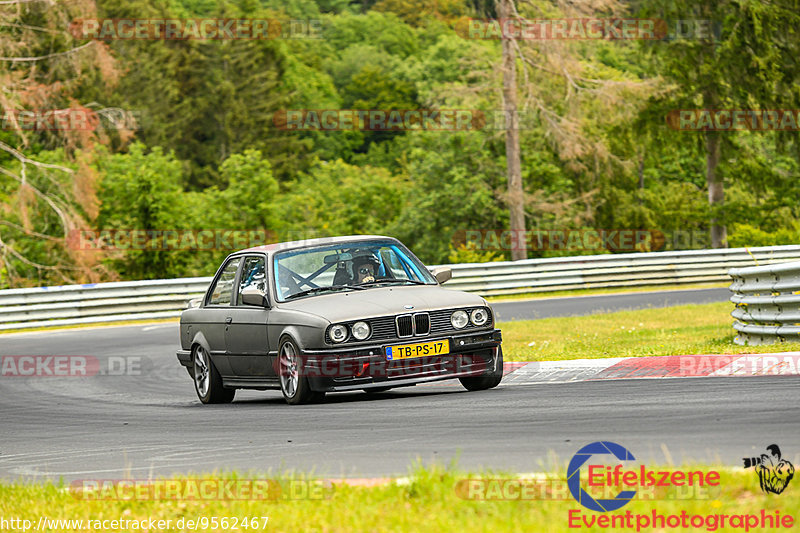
top-left (225, 317), bottom-right (233, 324)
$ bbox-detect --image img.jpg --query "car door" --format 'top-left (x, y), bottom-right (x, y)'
top-left (226, 255), bottom-right (273, 378)
top-left (197, 256), bottom-right (242, 377)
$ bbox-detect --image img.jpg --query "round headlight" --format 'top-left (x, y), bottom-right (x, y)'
top-left (451, 310), bottom-right (469, 329)
top-left (471, 308), bottom-right (488, 326)
top-left (352, 321), bottom-right (370, 340)
top-left (329, 324), bottom-right (348, 343)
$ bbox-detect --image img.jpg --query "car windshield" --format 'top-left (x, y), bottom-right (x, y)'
top-left (273, 240), bottom-right (436, 301)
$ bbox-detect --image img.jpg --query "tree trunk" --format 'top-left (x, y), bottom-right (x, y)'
top-left (497, 0), bottom-right (526, 260)
top-left (637, 149), bottom-right (644, 205)
top-left (705, 130), bottom-right (726, 248)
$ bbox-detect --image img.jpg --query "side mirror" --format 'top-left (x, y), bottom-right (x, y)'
top-left (431, 267), bottom-right (452, 284)
top-left (241, 287), bottom-right (269, 307)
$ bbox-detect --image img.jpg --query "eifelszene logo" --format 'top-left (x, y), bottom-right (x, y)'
top-left (565, 441), bottom-right (797, 530)
top-left (568, 441), bottom-right (637, 512)
top-left (567, 441), bottom-right (720, 512)
top-left (743, 444), bottom-right (795, 495)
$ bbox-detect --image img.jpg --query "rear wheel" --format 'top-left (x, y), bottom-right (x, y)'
top-left (193, 345), bottom-right (235, 404)
top-left (279, 338), bottom-right (325, 405)
top-left (459, 347), bottom-right (503, 392)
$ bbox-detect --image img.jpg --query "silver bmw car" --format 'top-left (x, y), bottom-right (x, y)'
top-left (176, 235), bottom-right (503, 404)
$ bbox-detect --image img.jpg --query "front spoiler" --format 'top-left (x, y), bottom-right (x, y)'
top-left (303, 329), bottom-right (502, 392)
top-left (326, 365), bottom-right (494, 392)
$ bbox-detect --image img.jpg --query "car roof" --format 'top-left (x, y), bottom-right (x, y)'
top-left (234, 235), bottom-right (400, 257)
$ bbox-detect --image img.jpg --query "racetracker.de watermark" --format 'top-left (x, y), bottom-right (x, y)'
top-left (679, 354), bottom-right (800, 377)
top-left (273, 109), bottom-right (485, 131)
top-left (453, 229), bottom-right (666, 253)
top-left (0, 356), bottom-right (148, 377)
top-left (69, 19), bottom-right (322, 40)
top-left (455, 476), bottom-right (720, 502)
top-left (288, 354), bottom-right (492, 380)
top-left (1, 108), bottom-right (141, 131)
top-left (667, 109), bottom-right (800, 131)
top-left (274, 109), bottom-right (635, 132)
top-left (67, 229), bottom-right (273, 251)
top-left (455, 18), bottom-right (718, 41)
top-left (68, 479), bottom-right (330, 500)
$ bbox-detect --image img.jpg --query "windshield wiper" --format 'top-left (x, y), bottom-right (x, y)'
top-left (338, 284), bottom-right (368, 291)
top-left (284, 285), bottom-right (365, 300)
top-left (370, 279), bottom-right (430, 286)
top-left (284, 287), bottom-right (330, 300)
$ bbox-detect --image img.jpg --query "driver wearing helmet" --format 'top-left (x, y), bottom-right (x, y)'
top-left (352, 253), bottom-right (381, 284)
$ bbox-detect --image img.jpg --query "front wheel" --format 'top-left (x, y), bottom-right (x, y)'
top-left (193, 345), bottom-right (235, 404)
top-left (279, 338), bottom-right (325, 405)
top-left (459, 347), bottom-right (503, 392)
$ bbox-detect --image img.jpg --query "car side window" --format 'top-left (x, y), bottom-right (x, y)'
top-left (207, 257), bottom-right (241, 306)
top-left (237, 256), bottom-right (266, 305)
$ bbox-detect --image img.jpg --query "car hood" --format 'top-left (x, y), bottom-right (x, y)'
top-left (276, 285), bottom-right (487, 323)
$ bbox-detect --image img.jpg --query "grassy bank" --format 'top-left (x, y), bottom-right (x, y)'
top-left (498, 301), bottom-right (800, 362)
top-left (1, 465), bottom-right (797, 532)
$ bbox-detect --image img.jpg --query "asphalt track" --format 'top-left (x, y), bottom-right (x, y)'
top-left (491, 287), bottom-right (731, 321)
top-left (2, 287), bottom-right (797, 482)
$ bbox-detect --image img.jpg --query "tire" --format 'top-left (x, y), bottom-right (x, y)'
top-left (459, 347), bottom-right (504, 392)
top-left (279, 337), bottom-right (324, 405)
top-left (193, 345), bottom-right (235, 404)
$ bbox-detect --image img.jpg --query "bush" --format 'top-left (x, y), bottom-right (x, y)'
top-left (728, 223), bottom-right (800, 248)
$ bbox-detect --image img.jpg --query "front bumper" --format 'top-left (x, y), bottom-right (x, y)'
top-left (301, 329), bottom-right (502, 392)
top-left (176, 349), bottom-right (194, 378)
top-left (175, 350), bottom-right (192, 367)
top-left (177, 349), bottom-right (192, 368)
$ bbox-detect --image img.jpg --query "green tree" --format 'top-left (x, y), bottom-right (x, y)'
top-left (639, 0), bottom-right (800, 247)
top-left (392, 131), bottom-right (506, 263)
top-left (97, 0), bottom-right (311, 187)
top-left (0, 0), bottom-right (122, 287)
top-left (278, 159), bottom-right (407, 239)
top-left (215, 149), bottom-right (280, 230)
top-left (94, 143), bottom-right (187, 278)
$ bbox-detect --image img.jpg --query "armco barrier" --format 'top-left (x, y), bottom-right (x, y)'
top-left (729, 260), bottom-right (800, 345)
top-left (2, 245), bottom-right (800, 331)
top-left (0, 278), bottom-right (211, 330)
top-left (440, 245), bottom-right (800, 295)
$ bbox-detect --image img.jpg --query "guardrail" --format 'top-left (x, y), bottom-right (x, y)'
top-left (728, 260), bottom-right (800, 345)
top-left (2, 244), bottom-right (800, 331)
top-left (0, 278), bottom-right (211, 331)
top-left (441, 245), bottom-right (800, 295)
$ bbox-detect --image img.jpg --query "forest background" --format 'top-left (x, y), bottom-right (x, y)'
top-left (1, 0), bottom-right (799, 288)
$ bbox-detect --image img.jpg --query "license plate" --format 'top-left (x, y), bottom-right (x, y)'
top-left (385, 340), bottom-right (449, 361)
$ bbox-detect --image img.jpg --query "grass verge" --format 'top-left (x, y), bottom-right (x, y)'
top-left (498, 301), bottom-right (800, 362)
top-left (1, 464), bottom-right (797, 532)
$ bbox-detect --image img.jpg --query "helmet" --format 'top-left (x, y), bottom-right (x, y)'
top-left (351, 251), bottom-right (381, 280)
top-left (351, 252), bottom-right (380, 268)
